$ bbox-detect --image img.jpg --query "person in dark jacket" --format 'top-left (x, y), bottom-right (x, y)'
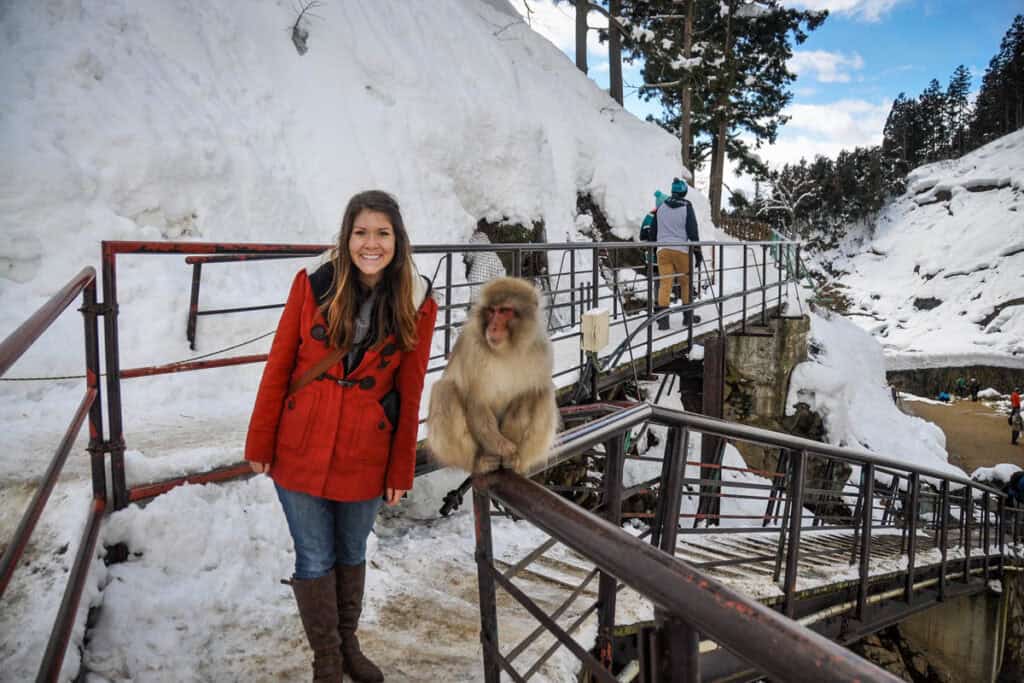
top-left (968, 377), bottom-right (980, 401)
top-left (1005, 470), bottom-right (1024, 506)
top-left (655, 177), bottom-right (702, 330)
top-left (246, 190), bottom-right (437, 682)
top-left (1012, 407), bottom-right (1023, 446)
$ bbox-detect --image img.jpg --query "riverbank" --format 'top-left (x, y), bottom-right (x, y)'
top-left (900, 396), bottom-right (1023, 474)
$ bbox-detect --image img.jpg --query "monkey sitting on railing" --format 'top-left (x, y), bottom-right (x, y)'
top-left (427, 277), bottom-right (559, 475)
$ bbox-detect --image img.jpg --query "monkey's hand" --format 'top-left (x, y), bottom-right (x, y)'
top-left (474, 452), bottom-right (503, 474)
top-left (466, 409), bottom-right (518, 459)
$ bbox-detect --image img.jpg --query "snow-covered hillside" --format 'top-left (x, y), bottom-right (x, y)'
top-left (820, 129), bottom-right (1024, 370)
top-left (0, 0), bottom-right (720, 380)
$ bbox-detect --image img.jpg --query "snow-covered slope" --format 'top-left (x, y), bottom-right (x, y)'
top-left (822, 129), bottom-right (1024, 370)
top-left (0, 0), bottom-right (716, 378)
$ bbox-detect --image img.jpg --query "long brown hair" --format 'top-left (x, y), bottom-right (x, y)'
top-left (322, 190), bottom-right (419, 352)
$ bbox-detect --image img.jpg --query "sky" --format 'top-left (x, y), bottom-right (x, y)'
top-left (510, 0), bottom-right (1021, 197)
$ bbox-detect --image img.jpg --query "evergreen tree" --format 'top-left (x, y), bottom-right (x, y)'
top-left (918, 78), bottom-right (947, 163)
top-left (968, 14), bottom-right (1024, 148)
top-left (945, 64), bottom-right (971, 157)
top-left (623, 0), bottom-right (825, 222)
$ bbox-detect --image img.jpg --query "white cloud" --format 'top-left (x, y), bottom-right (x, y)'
top-left (703, 99), bottom-right (891, 200)
top-left (783, 99), bottom-right (890, 145)
top-left (789, 50), bottom-right (865, 83)
top-left (785, 0), bottom-right (906, 22)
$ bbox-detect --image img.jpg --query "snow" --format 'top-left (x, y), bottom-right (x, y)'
top-left (788, 311), bottom-right (962, 483)
top-left (816, 129), bottom-right (1024, 371)
top-left (971, 463), bottom-right (1020, 488)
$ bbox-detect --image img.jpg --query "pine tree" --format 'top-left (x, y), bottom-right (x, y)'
top-left (945, 64), bottom-right (971, 157)
top-left (623, 0), bottom-right (825, 222)
top-left (968, 14), bottom-right (1024, 149)
top-left (918, 78), bottom-right (947, 163)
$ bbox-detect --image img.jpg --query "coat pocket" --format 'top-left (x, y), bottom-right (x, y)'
top-left (351, 399), bottom-right (394, 464)
top-left (277, 386), bottom-right (320, 452)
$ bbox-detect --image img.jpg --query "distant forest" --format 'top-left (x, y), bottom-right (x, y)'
top-left (733, 14), bottom-right (1024, 248)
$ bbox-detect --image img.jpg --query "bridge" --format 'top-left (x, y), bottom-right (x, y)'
top-left (1, 237), bottom-right (1019, 681)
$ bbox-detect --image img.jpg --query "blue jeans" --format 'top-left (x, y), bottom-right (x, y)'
top-left (275, 483), bottom-right (382, 580)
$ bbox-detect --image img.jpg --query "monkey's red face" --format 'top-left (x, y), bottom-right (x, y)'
top-left (484, 304), bottom-right (519, 349)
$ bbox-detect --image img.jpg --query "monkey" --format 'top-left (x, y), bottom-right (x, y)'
top-left (427, 277), bottom-right (559, 475)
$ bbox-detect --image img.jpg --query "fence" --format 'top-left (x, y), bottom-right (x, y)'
top-left (97, 238), bottom-right (802, 510)
top-left (470, 401), bottom-right (1016, 681)
top-left (0, 267), bottom-right (106, 682)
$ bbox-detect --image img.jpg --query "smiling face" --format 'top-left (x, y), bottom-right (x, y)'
top-left (348, 209), bottom-right (396, 287)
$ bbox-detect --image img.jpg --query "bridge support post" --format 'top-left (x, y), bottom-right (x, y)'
top-left (905, 473), bottom-right (919, 604)
top-left (657, 616), bottom-right (699, 683)
top-left (857, 463), bottom-right (874, 620)
top-left (783, 449), bottom-right (807, 618)
top-left (472, 486), bottom-right (501, 683)
top-left (596, 434), bottom-right (625, 672)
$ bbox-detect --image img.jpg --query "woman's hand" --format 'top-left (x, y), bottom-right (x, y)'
top-left (249, 461), bottom-right (271, 474)
top-left (384, 488), bottom-right (407, 506)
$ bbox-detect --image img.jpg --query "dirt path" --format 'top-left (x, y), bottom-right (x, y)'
top-left (901, 397), bottom-right (1023, 473)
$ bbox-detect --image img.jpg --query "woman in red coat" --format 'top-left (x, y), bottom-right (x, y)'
top-left (246, 190), bottom-right (437, 682)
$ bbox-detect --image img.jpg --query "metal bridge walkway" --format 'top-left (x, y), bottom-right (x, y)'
top-left (468, 403), bottom-right (1020, 682)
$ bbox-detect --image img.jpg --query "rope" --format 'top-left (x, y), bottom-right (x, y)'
top-left (0, 329), bottom-right (276, 382)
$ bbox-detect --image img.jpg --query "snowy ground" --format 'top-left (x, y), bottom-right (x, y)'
top-left (815, 129), bottom-right (1024, 371)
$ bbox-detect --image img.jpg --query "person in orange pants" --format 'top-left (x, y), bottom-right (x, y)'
top-left (655, 177), bottom-right (702, 329)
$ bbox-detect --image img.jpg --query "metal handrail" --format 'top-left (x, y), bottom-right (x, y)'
top-left (0, 266), bottom-right (106, 682)
top-left (0, 266), bottom-right (96, 376)
top-left (475, 469), bottom-right (900, 682)
top-left (472, 400), bottom-right (1012, 681)
top-left (649, 405), bottom-right (1001, 495)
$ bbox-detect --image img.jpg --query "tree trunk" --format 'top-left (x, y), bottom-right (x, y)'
top-left (709, 114), bottom-right (727, 224)
top-left (708, 3), bottom-right (734, 224)
top-left (680, 0), bottom-right (694, 170)
top-left (608, 0), bottom-right (622, 104)
top-left (575, 0), bottom-right (588, 74)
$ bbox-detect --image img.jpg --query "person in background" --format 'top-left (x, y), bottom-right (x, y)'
top-left (655, 177), bottom-right (702, 330)
top-left (1005, 470), bottom-right (1024, 506)
top-left (954, 376), bottom-right (967, 398)
top-left (1012, 406), bottom-right (1022, 446)
top-left (1012, 387), bottom-right (1021, 411)
top-left (246, 190), bottom-right (438, 683)
top-left (968, 377), bottom-right (980, 401)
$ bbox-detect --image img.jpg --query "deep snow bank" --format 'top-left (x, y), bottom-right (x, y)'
top-left (787, 311), bottom-right (962, 479)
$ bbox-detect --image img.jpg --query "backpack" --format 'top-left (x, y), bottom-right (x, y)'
top-left (639, 210), bottom-right (658, 241)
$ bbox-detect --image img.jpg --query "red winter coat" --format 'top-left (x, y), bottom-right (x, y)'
top-left (245, 267), bottom-right (437, 501)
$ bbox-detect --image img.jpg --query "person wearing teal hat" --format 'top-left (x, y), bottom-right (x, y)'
top-left (639, 189), bottom-right (666, 242)
top-left (654, 177), bottom-right (702, 329)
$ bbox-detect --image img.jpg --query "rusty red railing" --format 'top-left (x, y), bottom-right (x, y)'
top-left (0, 265), bottom-right (107, 682)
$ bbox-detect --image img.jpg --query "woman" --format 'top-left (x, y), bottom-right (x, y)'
top-left (246, 190), bottom-right (437, 682)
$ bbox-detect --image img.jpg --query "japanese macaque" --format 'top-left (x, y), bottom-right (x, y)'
top-left (427, 277), bottom-right (559, 474)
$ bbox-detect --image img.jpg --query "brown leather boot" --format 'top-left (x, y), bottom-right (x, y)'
top-left (292, 572), bottom-right (344, 683)
top-left (335, 562), bottom-right (384, 682)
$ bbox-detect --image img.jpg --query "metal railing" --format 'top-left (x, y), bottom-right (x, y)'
top-left (471, 402), bottom-right (1016, 681)
top-left (96, 238), bottom-right (801, 510)
top-left (0, 266), bottom-right (107, 682)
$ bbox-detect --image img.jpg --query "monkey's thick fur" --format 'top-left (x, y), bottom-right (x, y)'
top-left (427, 277), bottom-right (559, 475)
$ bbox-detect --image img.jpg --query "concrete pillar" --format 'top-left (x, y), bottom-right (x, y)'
top-left (900, 588), bottom-right (1007, 682)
